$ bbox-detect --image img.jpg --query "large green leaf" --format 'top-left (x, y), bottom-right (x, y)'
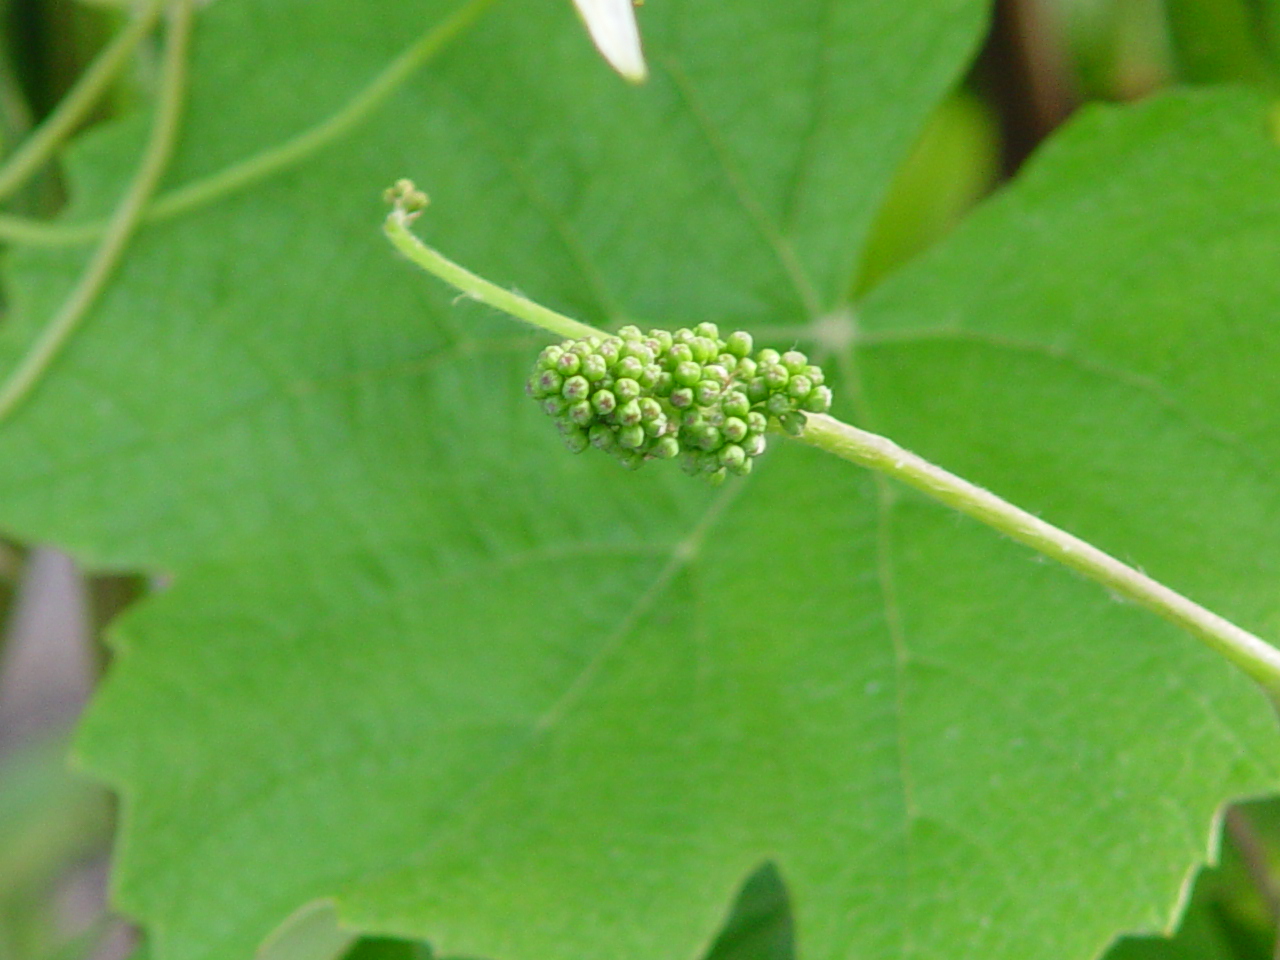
top-left (2, 2), bottom-right (1278, 960)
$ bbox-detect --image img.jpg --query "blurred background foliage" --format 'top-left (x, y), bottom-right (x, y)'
top-left (0, 0), bottom-right (1277, 958)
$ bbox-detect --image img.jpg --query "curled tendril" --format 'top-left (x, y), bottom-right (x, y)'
top-left (528, 323), bottom-right (833, 485)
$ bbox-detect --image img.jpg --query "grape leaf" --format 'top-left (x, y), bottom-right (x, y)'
top-left (1, 3), bottom-right (1277, 960)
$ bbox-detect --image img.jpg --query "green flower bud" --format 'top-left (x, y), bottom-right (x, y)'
top-left (569, 340), bottom-right (594, 357)
top-left (597, 338), bottom-right (623, 364)
top-left (736, 357), bottom-right (758, 380)
top-left (787, 374), bottom-right (813, 399)
top-left (526, 374), bottom-right (544, 398)
top-left (803, 385), bottom-right (833, 414)
top-left (556, 352), bottom-right (582, 377)
top-left (668, 343), bottom-right (694, 365)
top-left (694, 425), bottom-right (723, 451)
top-left (706, 467), bottom-right (729, 487)
top-left (652, 436), bottom-right (681, 459)
top-left (695, 380), bottom-right (722, 405)
top-left (746, 411), bottom-right (768, 434)
top-left (747, 377), bottom-right (769, 404)
top-left (729, 455), bottom-right (753, 478)
top-left (756, 348), bottom-right (781, 366)
top-left (614, 356), bottom-right (644, 380)
top-left (563, 375), bottom-right (591, 401)
top-left (673, 327), bottom-right (694, 343)
top-left (766, 393), bottom-right (794, 417)
top-left (543, 397), bottom-right (568, 417)
top-left (537, 370), bottom-right (564, 396)
top-left (723, 416), bottom-right (748, 442)
top-left (763, 364), bottom-right (790, 390)
top-left (619, 424), bottom-right (646, 449)
top-left (674, 361), bottom-right (703, 387)
top-left (744, 434), bottom-right (767, 457)
top-left (681, 408), bottom-right (705, 429)
top-left (615, 378), bottom-right (641, 402)
top-left (694, 321), bottom-right (720, 341)
top-left (538, 345), bottom-right (565, 368)
top-left (669, 387), bottom-right (695, 409)
top-left (782, 350), bottom-right (808, 375)
top-left (644, 415), bottom-right (669, 438)
top-left (702, 364), bottom-right (729, 384)
top-left (621, 341), bottom-right (655, 365)
top-left (617, 324), bottom-right (644, 340)
top-left (690, 337), bottom-right (718, 364)
top-left (804, 365), bottom-right (825, 387)
top-left (718, 443), bottom-right (746, 470)
top-left (780, 411), bottom-right (806, 436)
top-left (589, 423), bottom-right (616, 450)
top-left (650, 329), bottom-right (674, 353)
top-left (616, 450), bottom-right (646, 470)
top-left (718, 353), bottom-right (739, 371)
top-left (722, 391), bottom-right (750, 419)
top-left (568, 400), bottom-right (594, 426)
top-left (680, 451), bottom-right (703, 476)
top-left (592, 389), bottom-right (617, 415)
top-left (639, 364), bottom-right (664, 389)
top-left (562, 426), bottom-right (589, 453)
top-left (725, 330), bottom-right (753, 358)
top-left (651, 372), bottom-right (675, 397)
top-left (581, 354), bottom-right (609, 381)
top-left (638, 397), bottom-right (663, 422)
top-left (618, 399), bottom-right (643, 426)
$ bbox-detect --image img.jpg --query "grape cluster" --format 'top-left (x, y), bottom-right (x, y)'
top-left (527, 323), bottom-right (832, 485)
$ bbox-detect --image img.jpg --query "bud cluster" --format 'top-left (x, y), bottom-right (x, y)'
top-left (527, 323), bottom-right (832, 485)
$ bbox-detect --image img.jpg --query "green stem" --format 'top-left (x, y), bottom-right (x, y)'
top-left (0, 0), bottom-right (192, 424)
top-left (0, 0), bottom-right (497, 248)
top-left (384, 208), bottom-right (604, 341)
top-left (0, 0), bottom-right (166, 205)
top-left (795, 413), bottom-right (1280, 698)
top-left (384, 204), bottom-right (1280, 700)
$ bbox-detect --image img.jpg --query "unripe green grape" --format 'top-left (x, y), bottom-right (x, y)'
top-left (736, 357), bottom-right (758, 380)
top-left (766, 393), bottom-right (794, 417)
top-left (563, 375), bottom-right (591, 401)
top-left (702, 364), bottom-right (729, 384)
top-left (756, 348), bottom-right (781, 366)
top-left (568, 400), bottom-right (594, 426)
top-left (589, 423), bottom-right (616, 450)
top-left (638, 397), bottom-right (663, 422)
top-left (746, 411), bottom-right (768, 434)
top-left (763, 364), bottom-right (789, 390)
top-left (803, 385), bottom-right (833, 414)
top-left (619, 424), bottom-right (646, 449)
top-left (695, 380), bottom-right (722, 405)
top-left (747, 378), bottom-right (769, 404)
top-left (614, 356), bottom-right (644, 380)
top-left (669, 387), bottom-right (695, 409)
top-left (723, 416), bottom-right (748, 442)
top-left (744, 434), bottom-right (767, 457)
top-left (581, 354), bottom-right (608, 381)
top-left (618, 399), bottom-right (643, 426)
top-left (615, 378), bottom-right (641, 402)
top-left (722, 391), bottom-right (750, 418)
top-left (562, 426), bottom-right (589, 453)
top-left (556, 352), bottom-right (582, 377)
top-left (782, 350), bottom-right (808, 374)
top-left (787, 375), bottom-right (813, 399)
top-left (653, 436), bottom-right (680, 459)
top-left (668, 343), bottom-right (694, 365)
top-left (725, 330), bottom-right (753, 358)
top-left (694, 321), bottom-right (720, 341)
top-left (779, 411), bottom-right (806, 436)
top-left (719, 443), bottom-right (746, 470)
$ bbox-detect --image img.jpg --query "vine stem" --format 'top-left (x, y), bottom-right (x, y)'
top-left (384, 201), bottom-right (1280, 700)
top-left (384, 207), bottom-right (604, 341)
top-left (0, 0), bottom-right (193, 424)
top-left (0, 0), bottom-right (497, 248)
top-left (0, 0), bottom-right (167, 204)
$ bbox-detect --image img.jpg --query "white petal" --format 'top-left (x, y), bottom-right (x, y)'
top-left (572, 0), bottom-right (647, 83)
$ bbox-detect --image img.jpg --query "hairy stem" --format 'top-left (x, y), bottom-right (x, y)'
top-left (0, 0), bottom-right (166, 204)
top-left (0, 0), bottom-right (193, 424)
top-left (384, 208), bottom-right (604, 341)
top-left (795, 413), bottom-right (1280, 697)
top-left (384, 205), bottom-right (1280, 700)
top-left (0, 0), bottom-right (496, 248)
